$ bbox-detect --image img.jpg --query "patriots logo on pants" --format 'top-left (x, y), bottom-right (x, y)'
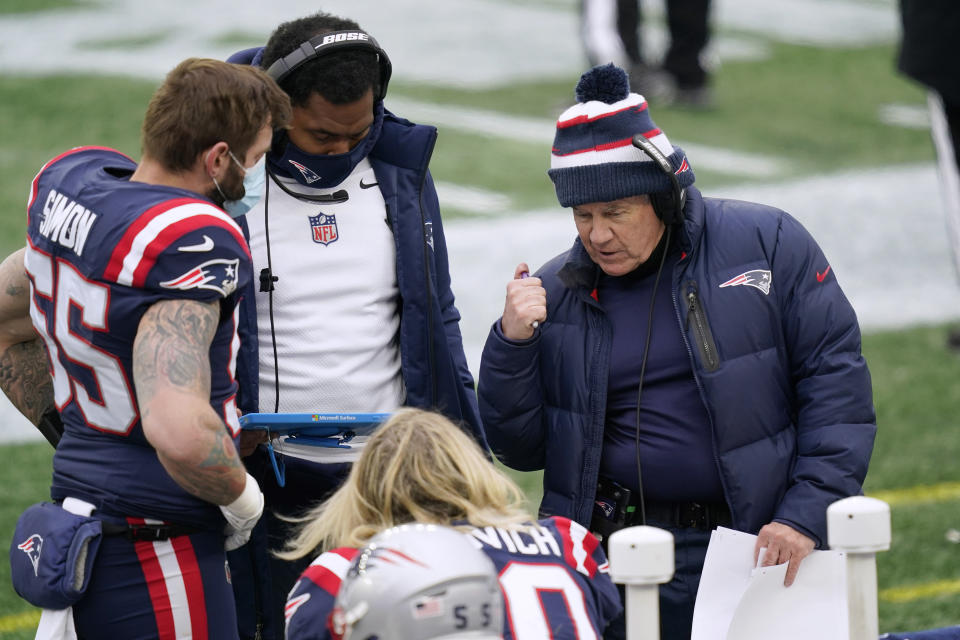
top-left (17, 534), bottom-right (43, 576)
top-left (159, 258), bottom-right (240, 296)
top-left (309, 213), bottom-right (339, 246)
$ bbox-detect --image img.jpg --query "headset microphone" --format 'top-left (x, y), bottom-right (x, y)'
top-left (266, 168), bottom-right (349, 204)
top-left (631, 134), bottom-right (685, 225)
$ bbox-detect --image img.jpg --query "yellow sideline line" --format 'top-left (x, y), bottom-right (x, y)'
top-left (868, 482), bottom-right (960, 506)
top-left (881, 579), bottom-right (960, 603)
top-left (1, 580), bottom-right (958, 630)
top-left (0, 484), bottom-right (952, 632)
top-left (0, 609), bottom-right (39, 633)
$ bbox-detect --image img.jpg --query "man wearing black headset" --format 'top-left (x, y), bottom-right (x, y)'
top-left (224, 12), bottom-right (486, 639)
top-left (478, 64), bottom-right (876, 640)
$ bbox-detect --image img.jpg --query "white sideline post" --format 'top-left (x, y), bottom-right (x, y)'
top-left (608, 526), bottom-right (675, 640)
top-left (827, 496), bottom-right (891, 640)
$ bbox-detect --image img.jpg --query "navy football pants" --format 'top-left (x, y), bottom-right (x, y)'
top-left (72, 522), bottom-right (237, 640)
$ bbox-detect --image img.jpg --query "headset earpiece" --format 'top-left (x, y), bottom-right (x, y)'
top-left (649, 189), bottom-right (686, 226)
top-left (631, 134), bottom-right (685, 226)
top-left (265, 30), bottom-right (392, 100)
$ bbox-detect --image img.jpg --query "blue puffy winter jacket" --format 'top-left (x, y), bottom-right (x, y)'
top-left (478, 187), bottom-right (876, 547)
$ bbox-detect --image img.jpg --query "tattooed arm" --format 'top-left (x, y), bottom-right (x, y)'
top-left (0, 248), bottom-right (58, 443)
top-left (133, 297), bottom-right (246, 505)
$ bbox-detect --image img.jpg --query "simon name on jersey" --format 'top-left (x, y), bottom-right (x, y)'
top-left (37, 188), bottom-right (99, 257)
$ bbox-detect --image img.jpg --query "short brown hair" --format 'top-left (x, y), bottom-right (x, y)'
top-left (141, 58), bottom-right (291, 172)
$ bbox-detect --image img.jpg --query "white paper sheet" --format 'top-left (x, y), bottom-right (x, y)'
top-left (691, 527), bottom-right (848, 640)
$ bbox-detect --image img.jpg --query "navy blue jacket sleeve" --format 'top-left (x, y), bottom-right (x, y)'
top-left (421, 170), bottom-right (485, 443)
top-left (478, 319), bottom-right (548, 471)
top-left (771, 213), bottom-right (876, 546)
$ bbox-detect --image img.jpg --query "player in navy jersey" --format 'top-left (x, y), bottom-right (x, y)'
top-left (0, 58), bottom-right (290, 639)
top-left (277, 409), bottom-right (622, 640)
top-left (329, 524), bottom-right (504, 640)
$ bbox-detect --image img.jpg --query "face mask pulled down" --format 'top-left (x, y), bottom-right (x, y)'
top-left (267, 100), bottom-right (385, 189)
top-left (212, 153), bottom-right (266, 218)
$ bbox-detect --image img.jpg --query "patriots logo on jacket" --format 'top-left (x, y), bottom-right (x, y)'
top-left (17, 534), bottom-right (43, 576)
top-left (719, 269), bottom-right (772, 295)
top-left (159, 258), bottom-right (240, 296)
top-left (289, 160), bottom-right (321, 184)
top-left (309, 213), bottom-right (339, 246)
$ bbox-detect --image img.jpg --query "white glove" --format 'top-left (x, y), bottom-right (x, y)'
top-left (219, 472), bottom-right (264, 551)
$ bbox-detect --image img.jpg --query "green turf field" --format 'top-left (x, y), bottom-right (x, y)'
top-left (0, 41), bottom-right (934, 229)
top-left (1, 12), bottom-right (958, 636)
top-left (1, 324), bottom-right (958, 635)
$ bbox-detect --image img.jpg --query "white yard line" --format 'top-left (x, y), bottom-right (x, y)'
top-left (0, 0), bottom-right (932, 442)
top-left (388, 97), bottom-right (791, 177)
top-left (435, 181), bottom-right (512, 213)
top-left (0, 0), bottom-right (898, 87)
top-left (444, 163), bottom-right (959, 382)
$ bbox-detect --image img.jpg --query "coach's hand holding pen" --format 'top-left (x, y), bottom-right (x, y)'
top-left (500, 262), bottom-right (547, 340)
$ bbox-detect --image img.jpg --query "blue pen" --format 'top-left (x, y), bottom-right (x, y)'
top-left (520, 271), bottom-right (540, 329)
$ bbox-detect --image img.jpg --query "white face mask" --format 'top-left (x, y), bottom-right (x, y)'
top-left (212, 151), bottom-right (267, 218)
top-left (224, 153), bottom-right (266, 218)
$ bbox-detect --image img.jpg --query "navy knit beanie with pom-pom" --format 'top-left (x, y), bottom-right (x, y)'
top-left (548, 63), bottom-right (694, 208)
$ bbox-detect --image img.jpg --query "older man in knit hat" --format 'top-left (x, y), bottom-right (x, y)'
top-left (477, 63), bottom-right (876, 639)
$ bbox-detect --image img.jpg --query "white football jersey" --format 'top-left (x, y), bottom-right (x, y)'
top-left (245, 158), bottom-right (404, 462)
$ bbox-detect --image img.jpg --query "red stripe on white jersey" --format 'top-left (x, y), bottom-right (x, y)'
top-left (557, 517), bottom-right (599, 578)
top-left (302, 548), bottom-right (358, 596)
top-left (103, 199), bottom-right (248, 287)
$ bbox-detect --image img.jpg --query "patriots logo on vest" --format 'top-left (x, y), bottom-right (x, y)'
top-left (309, 213), bottom-right (339, 246)
top-left (719, 269), bottom-right (772, 295)
top-left (159, 258), bottom-right (240, 296)
top-left (289, 160), bottom-right (321, 184)
top-left (17, 534), bottom-right (43, 576)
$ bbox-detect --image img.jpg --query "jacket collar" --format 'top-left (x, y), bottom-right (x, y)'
top-left (557, 239), bottom-right (600, 292)
top-left (370, 109), bottom-right (437, 172)
top-left (676, 186), bottom-right (705, 257)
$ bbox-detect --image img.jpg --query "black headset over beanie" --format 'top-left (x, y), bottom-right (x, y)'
top-left (547, 63), bottom-right (695, 224)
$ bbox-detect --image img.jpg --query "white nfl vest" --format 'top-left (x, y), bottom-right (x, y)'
top-left (245, 158), bottom-right (404, 463)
